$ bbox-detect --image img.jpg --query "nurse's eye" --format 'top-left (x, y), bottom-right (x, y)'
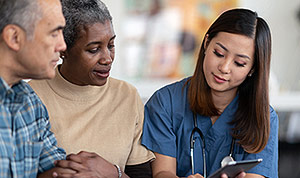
top-left (88, 48), bottom-right (99, 54)
top-left (213, 50), bottom-right (224, 58)
top-left (235, 61), bottom-right (246, 67)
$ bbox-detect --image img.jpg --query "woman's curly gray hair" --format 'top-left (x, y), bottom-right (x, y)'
top-left (61, 0), bottom-right (112, 49)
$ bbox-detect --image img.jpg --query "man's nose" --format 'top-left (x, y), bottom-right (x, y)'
top-left (56, 32), bottom-right (67, 52)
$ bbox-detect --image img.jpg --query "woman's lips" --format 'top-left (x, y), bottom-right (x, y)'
top-left (213, 74), bottom-right (227, 83)
top-left (94, 70), bottom-right (110, 78)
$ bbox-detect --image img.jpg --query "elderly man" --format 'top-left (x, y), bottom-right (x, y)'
top-left (0, 0), bottom-right (68, 177)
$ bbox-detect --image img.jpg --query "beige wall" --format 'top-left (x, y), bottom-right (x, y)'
top-left (240, 0), bottom-right (300, 91)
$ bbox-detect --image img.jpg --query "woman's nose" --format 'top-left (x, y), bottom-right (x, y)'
top-left (99, 48), bottom-right (113, 65)
top-left (218, 58), bottom-right (231, 74)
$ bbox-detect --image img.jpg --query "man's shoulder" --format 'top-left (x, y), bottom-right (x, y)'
top-left (20, 81), bottom-right (45, 105)
top-left (17, 80), bottom-right (39, 97)
top-left (13, 81), bottom-right (49, 123)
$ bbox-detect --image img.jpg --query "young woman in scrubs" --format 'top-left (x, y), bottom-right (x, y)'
top-left (141, 8), bottom-right (278, 178)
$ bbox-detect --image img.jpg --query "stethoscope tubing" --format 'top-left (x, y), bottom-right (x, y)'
top-left (190, 113), bottom-right (235, 177)
top-left (190, 126), bottom-right (206, 176)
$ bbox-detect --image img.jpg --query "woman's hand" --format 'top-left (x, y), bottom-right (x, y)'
top-left (187, 173), bottom-right (205, 178)
top-left (184, 171), bottom-right (246, 178)
top-left (53, 151), bottom-right (129, 178)
top-left (220, 172), bottom-right (246, 178)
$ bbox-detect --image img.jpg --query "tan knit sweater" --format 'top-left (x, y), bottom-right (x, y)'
top-left (29, 67), bottom-right (154, 170)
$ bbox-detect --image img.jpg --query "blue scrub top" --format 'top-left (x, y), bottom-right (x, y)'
top-left (141, 78), bottom-right (278, 178)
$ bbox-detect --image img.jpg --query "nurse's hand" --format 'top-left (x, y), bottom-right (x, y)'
top-left (187, 173), bottom-right (204, 178)
top-left (220, 171), bottom-right (246, 178)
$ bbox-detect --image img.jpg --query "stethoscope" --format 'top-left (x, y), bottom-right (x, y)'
top-left (190, 113), bottom-right (236, 177)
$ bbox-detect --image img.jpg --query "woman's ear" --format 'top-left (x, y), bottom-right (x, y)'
top-left (60, 51), bottom-right (67, 59)
top-left (2, 24), bottom-right (25, 51)
top-left (203, 34), bottom-right (210, 52)
top-left (248, 69), bottom-right (254, 77)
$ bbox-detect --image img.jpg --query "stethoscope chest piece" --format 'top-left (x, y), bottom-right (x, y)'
top-left (221, 155), bottom-right (234, 167)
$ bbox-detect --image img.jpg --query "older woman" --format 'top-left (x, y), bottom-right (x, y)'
top-left (29, 0), bottom-right (154, 177)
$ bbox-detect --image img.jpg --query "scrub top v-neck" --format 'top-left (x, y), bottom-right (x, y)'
top-left (141, 78), bottom-right (278, 178)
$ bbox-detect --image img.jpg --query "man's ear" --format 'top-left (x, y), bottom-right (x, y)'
top-left (1, 24), bottom-right (25, 51)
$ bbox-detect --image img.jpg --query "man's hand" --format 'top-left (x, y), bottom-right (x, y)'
top-left (37, 167), bottom-right (76, 178)
top-left (53, 151), bottom-right (127, 178)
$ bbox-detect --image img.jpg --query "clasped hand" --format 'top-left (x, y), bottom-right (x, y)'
top-left (52, 151), bottom-right (118, 178)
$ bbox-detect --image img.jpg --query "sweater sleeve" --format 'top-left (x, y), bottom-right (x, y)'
top-left (126, 90), bottom-right (155, 165)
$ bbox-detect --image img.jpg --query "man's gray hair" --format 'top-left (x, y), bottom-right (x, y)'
top-left (0, 0), bottom-right (41, 39)
top-left (61, 0), bottom-right (113, 49)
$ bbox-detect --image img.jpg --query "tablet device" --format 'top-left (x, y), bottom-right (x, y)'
top-left (207, 158), bottom-right (263, 178)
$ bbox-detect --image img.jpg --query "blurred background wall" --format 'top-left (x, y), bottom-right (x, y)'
top-left (100, 1), bottom-right (300, 177)
top-left (103, 0), bottom-right (300, 102)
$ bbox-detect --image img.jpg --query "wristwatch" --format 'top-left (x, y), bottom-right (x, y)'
top-left (114, 164), bottom-right (122, 178)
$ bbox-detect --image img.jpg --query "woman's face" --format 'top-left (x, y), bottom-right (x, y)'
top-left (203, 32), bottom-right (255, 97)
top-left (61, 20), bottom-right (115, 86)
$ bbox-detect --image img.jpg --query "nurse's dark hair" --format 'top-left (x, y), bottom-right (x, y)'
top-left (187, 8), bottom-right (271, 153)
top-left (60, 0), bottom-right (112, 50)
top-left (0, 0), bottom-right (41, 39)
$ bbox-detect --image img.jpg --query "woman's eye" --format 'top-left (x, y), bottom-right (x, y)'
top-left (88, 48), bottom-right (99, 54)
top-left (108, 44), bottom-right (115, 50)
top-left (235, 61), bottom-right (246, 67)
top-left (213, 50), bottom-right (224, 57)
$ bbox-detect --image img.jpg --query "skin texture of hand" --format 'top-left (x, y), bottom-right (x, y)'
top-left (37, 167), bottom-right (76, 178)
top-left (221, 172), bottom-right (265, 178)
top-left (185, 172), bottom-right (246, 178)
top-left (182, 171), bottom-right (263, 178)
top-left (244, 173), bottom-right (264, 178)
top-left (151, 153), bottom-right (263, 178)
top-left (186, 173), bottom-right (205, 178)
top-left (220, 172), bottom-right (246, 178)
top-left (53, 151), bottom-right (129, 178)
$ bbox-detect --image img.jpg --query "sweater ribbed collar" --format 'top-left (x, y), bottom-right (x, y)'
top-left (46, 65), bottom-right (109, 101)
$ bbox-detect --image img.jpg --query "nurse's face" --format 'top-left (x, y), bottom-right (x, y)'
top-left (60, 20), bottom-right (116, 86)
top-left (203, 32), bottom-right (255, 97)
